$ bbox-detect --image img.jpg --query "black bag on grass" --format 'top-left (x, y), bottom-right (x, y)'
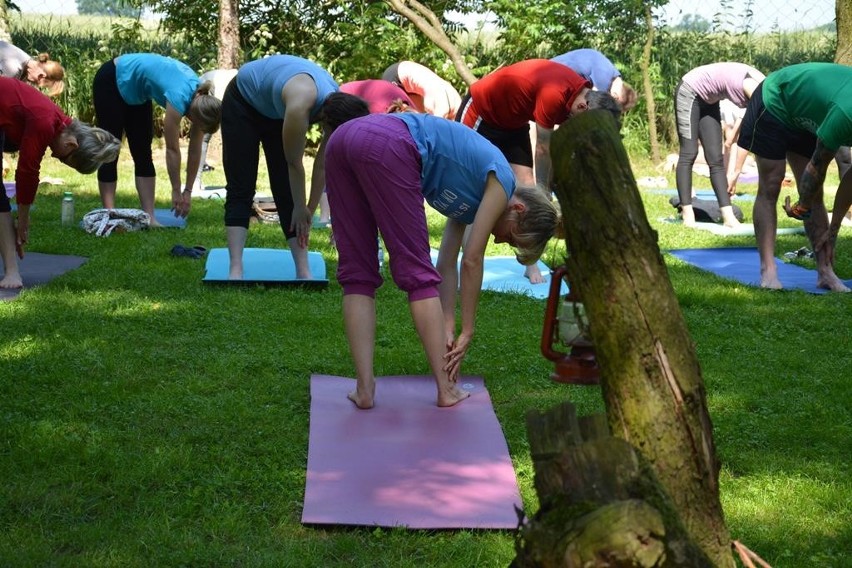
top-left (669, 196), bottom-right (744, 223)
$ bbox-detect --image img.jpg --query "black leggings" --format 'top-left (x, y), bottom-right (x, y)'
top-left (0, 131), bottom-right (8, 213)
top-left (93, 60), bottom-right (156, 182)
top-left (675, 82), bottom-right (729, 207)
top-left (221, 81), bottom-right (294, 237)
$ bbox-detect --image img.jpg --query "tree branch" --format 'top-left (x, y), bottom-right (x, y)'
top-left (383, 0), bottom-right (478, 86)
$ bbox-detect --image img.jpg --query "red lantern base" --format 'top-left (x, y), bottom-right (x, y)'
top-left (550, 344), bottom-right (600, 385)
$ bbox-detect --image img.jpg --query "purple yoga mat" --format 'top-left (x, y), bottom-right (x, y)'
top-left (302, 374), bottom-right (523, 529)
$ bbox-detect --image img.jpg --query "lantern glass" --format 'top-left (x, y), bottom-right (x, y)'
top-left (557, 299), bottom-right (588, 345)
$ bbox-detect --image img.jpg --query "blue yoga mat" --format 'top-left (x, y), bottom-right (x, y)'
top-left (645, 189), bottom-right (756, 202)
top-left (154, 209), bottom-right (187, 228)
top-left (430, 250), bottom-right (566, 299)
top-left (668, 247), bottom-right (852, 294)
top-left (203, 247), bottom-right (328, 287)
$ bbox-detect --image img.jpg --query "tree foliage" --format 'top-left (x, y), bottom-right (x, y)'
top-left (136, 0), bottom-right (479, 81)
top-left (671, 13), bottom-right (712, 33)
top-left (482, 0), bottom-right (655, 63)
top-left (77, 0), bottom-right (140, 17)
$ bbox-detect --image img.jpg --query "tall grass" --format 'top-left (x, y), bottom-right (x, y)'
top-left (9, 12), bottom-right (214, 123)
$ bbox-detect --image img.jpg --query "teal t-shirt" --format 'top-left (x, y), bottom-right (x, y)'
top-left (115, 53), bottom-right (198, 115)
top-left (393, 112), bottom-right (515, 224)
top-left (235, 55), bottom-right (338, 121)
top-left (762, 62), bottom-right (852, 151)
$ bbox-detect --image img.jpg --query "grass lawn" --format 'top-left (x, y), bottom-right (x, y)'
top-left (1, 146), bottom-right (850, 567)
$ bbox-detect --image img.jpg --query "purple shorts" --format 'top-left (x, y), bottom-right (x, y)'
top-left (325, 114), bottom-right (441, 301)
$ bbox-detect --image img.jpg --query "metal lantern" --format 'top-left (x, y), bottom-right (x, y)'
top-left (540, 265), bottom-right (601, 385)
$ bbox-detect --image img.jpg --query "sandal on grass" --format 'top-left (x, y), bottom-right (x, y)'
top-left (787, 201), bottom-right (812, 220)
top-left (171, 244), bottom-right (208, 259)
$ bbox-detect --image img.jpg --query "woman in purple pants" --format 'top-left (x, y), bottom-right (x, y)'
top-left (325, 112), bottom-right (559, 409)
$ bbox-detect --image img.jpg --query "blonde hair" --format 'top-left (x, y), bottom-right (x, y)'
top-left (620, 82), bottom-right (638, 111)
top-left (35, 53), bottom-right (65, 97)
top-left (512, 185), bottom-right (559, 265)
top-left (63, 120), bottom-right (121, 174)
top-left (386, 98), bottom-right (412, 113)
top-left (190, 81), bottom-right (222, 134)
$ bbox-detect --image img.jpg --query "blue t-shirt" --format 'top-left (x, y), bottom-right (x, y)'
top-left (115, 54), bottom-right (199, 115)
top-left (393, 112), bottom-right (515, 224)
top-left (551, 49), bottom-right (620, 91)
top-left (235, 55), bottom-right (338, 121)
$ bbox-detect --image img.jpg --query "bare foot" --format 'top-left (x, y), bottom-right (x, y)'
top-left (348, 388), bottom-right (375, 409)
top-left (0, 273), bottom-right (23, 289)
top-left (524, 264), bottom-right (546, 284)
top-left (228, 263), bottom-right (243, 280)
top-left (437, 385), bottom-right (470, 408)
top-left (681, 205), bottom-right (696, 227)
top-left (817, 273), bottom-right (851, 292)
top-left (296, 270), bottom-right (313, 280)
top-left (723, 218), bottom-right (742, 228)
top-left (148, 219), bottom-right (164, 228)
top-left (760, 275), bottom-right (783, 290)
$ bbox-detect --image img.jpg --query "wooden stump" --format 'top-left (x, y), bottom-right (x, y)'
top-left (513, 403), bottom-right (712, 567)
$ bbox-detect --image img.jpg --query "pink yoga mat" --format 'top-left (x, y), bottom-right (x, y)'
top-left (302, 374), bottom-right (523, 529)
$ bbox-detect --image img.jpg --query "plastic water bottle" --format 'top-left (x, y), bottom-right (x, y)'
top-left (377, 237), bottom-right (384, 271)
top-left (60, 191), bottom-right (75, 227)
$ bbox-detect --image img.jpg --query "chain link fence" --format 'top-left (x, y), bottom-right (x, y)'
top-left (655, 0), bottom-right (835, 33)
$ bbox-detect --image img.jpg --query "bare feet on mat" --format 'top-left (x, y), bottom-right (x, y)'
top-left (759, 273), bottom-right (783, 290)
top-left (817, 272), bottom-right (851, 292)
top-left (0, 273), bottom-right (23, 289)
top-left (437, 385), bottom-right (470, 408)
top-left (681, 204), bottom-right (697, 228)
top-left (721, 206), bottom-right (742, 228)
top-left (524, 264), bottom-right (546, 284)
top-left (348, 387), bottom-right (375, 410)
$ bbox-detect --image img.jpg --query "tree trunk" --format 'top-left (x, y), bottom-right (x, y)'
top-left (383, 0), bottom-right (478, 86)
top-left (217, 0), bottom-right (240, 69)
top-left (836, 0), bottom-right (852, 64)
top-left (641, 4), bottom-right (660, 163)
top-left (547, 110), bottom-right (734, 567)
top-left (514, 404), bottom-right (712, 567)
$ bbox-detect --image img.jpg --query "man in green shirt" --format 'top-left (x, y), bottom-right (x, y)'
top-left (733, 62), bottom-right (851, 292)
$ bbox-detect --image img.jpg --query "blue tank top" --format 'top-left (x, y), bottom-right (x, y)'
top-left (115, 53), bottom-right (198, 115)
top-left (235, 55), bottom-right (338, 121)
top-left (551, 49), bottom-right (619, 91)
top-left (393, 112), bottom-right (515, 224)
